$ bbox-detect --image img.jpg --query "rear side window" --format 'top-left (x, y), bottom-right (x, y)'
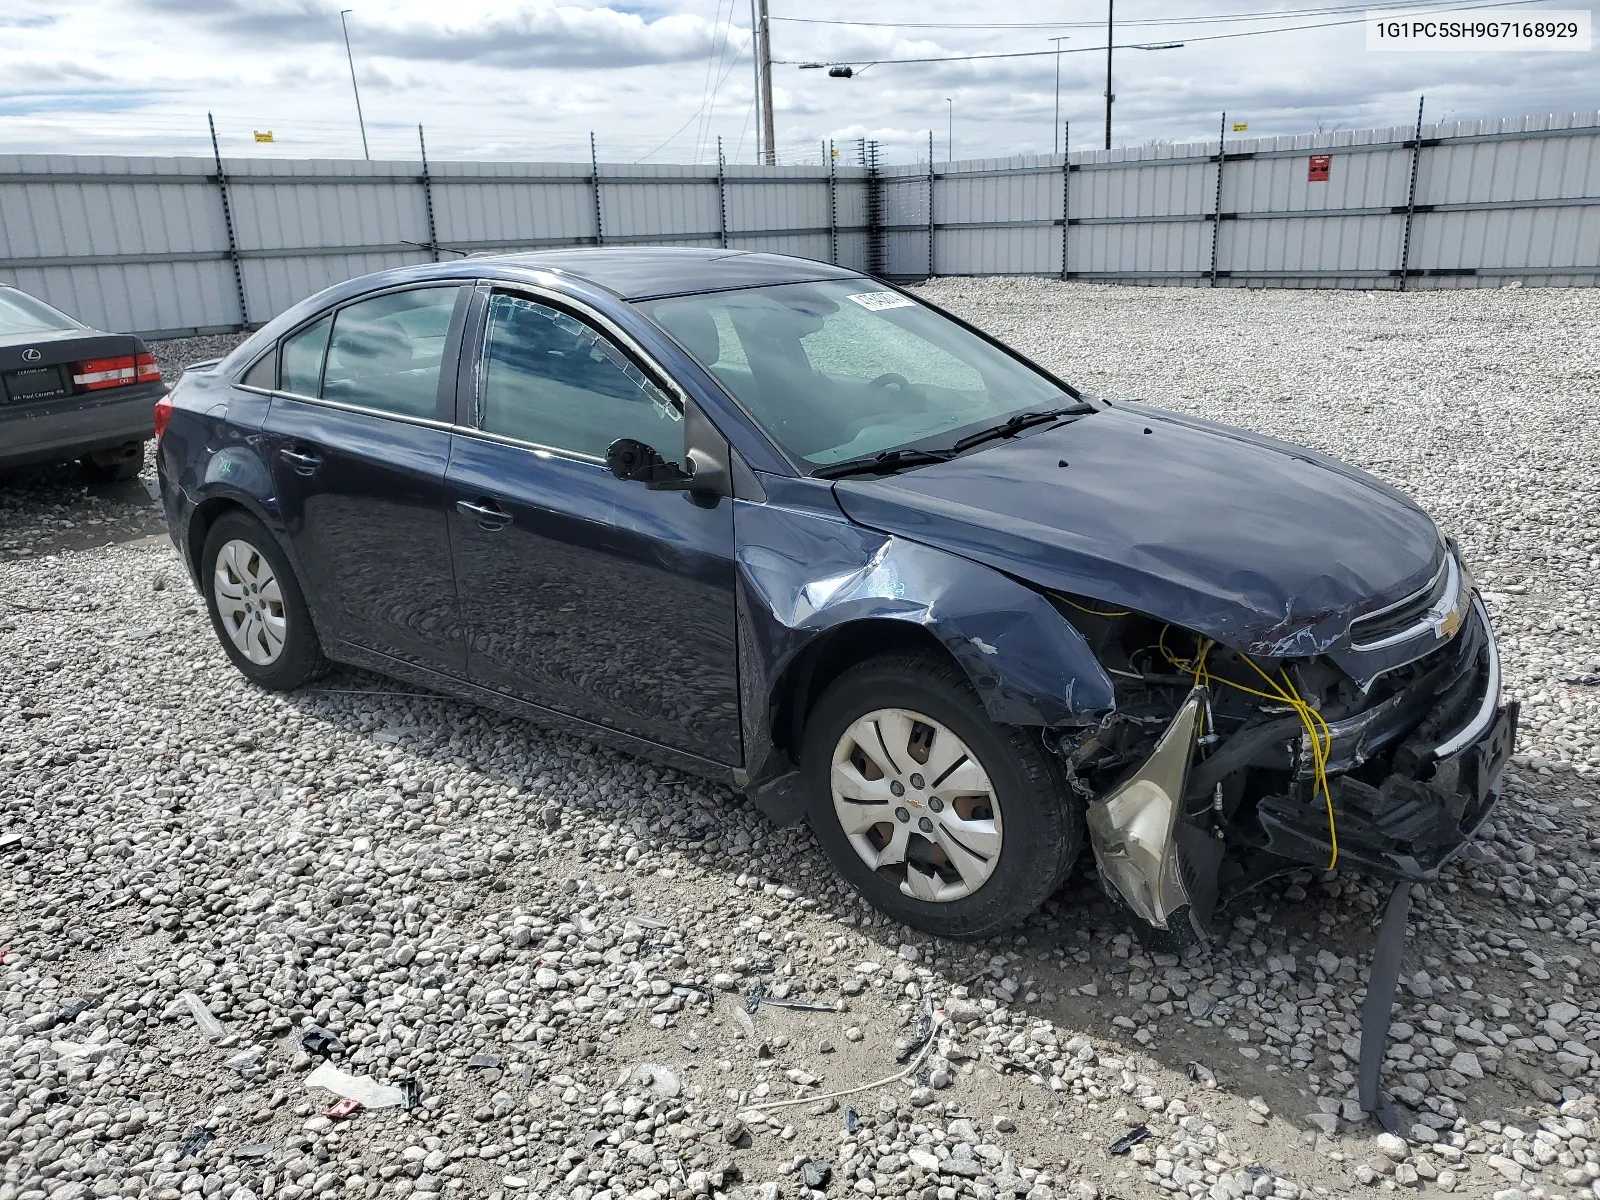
top-left (239, 351), bottom-right (276, 390)
top-left (280, 315), bottom-right (331, 397)
top-left (321, 287), bottom-right (460, 419)
top-left (479, 292), bottom-right (680, 460)
top-left (0, 288), bottom-right (79, 336)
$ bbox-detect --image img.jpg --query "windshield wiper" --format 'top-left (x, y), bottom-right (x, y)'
top-left (812, 447), bottom-right (955, 480)
top-left (945, 403), bottom-right (1094, 454)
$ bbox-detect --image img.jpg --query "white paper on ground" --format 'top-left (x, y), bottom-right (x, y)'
top-left (177, 990), bottom-right (223, 1038)
top-left (305, 1063), bottom-right (405, 1109)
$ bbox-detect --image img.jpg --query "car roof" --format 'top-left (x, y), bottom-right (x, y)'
top-left (472, 247), bottom-right (863, 301)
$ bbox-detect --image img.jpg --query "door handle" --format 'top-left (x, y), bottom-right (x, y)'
top-left (279, 448), bottom-right (322, 475)
top-left (456, 498), bottom-right (511, 529)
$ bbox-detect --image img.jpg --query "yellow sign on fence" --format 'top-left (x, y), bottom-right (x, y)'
top-left (254, 131), bottom-right (275, 143)
top-left (1232, 122), bottom-right (1249, 132)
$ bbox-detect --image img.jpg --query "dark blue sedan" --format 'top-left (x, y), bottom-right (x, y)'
top-left (157, 248), bottom-right (1513, 952)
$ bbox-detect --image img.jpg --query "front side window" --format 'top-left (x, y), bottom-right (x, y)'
top-left (478, 292), bottom-right (681, 461)
top-left (318, 287), bottom-right (461, 418)
top-left (638, 280), bottom-right (1074, 468)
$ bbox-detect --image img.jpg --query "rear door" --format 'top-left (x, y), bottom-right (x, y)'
top-left (260, 284), bottom-right (470, 673)
top-left (445, 286), bottom-right (741, 763)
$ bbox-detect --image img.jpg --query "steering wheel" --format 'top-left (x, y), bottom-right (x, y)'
top-left (865, 372), bottom-right (912, 392)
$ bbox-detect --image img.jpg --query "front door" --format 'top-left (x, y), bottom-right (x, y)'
top-left (262, 284), bottom-right (468, 672)
top-left (446, 289), bottom-right (740, 764)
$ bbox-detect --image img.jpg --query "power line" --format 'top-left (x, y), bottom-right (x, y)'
top-left (771, 0), bottom-right (1534, 30)
top-left (779, 0), bottom-right (1550, 66)
top-left (635, 31), bottom-right (754, 163)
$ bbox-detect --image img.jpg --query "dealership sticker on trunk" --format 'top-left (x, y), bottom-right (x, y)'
top-left (847, 291), bottom-right (916, 311)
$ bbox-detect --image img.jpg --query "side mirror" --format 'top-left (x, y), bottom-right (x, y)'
top-left (606, 438), bottom-right (695, 490)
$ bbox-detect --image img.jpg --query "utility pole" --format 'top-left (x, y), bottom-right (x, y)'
top-left (757, 0), bottom-right (776, 164)
top-left (1104, 0), bottom-right (1114, 150)
top-left (339, 9), bottom-right (370, 160)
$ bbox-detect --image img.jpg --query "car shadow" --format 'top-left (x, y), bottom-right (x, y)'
top-left (276, 664), bottom-right (1558, 1137)
top-left (0, 458), bottom-right (167, 557)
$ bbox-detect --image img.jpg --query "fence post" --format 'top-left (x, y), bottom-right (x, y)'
top-left (1210, 111), bottom-right (1226, 287)
top-left (864, 140), bottom-right (885, 277)
top-left (717, 136), bottom-right (729, 249)
top-left (927, 131), bottom-right (936, 280)
top-left (418, 124), bottom-right (439, 263)
top-left (828, 140), bottom-right (838, 265)
top-left (207, 113), bottom-right (250, 331)
top-left (589, 131), bottom-right (605, 247)
top-left (1398, 96), bottom-right (1425, 292)
top-left (1060, 121), bottom-right (1070, 281)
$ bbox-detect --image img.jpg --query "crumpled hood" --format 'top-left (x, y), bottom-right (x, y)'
top-left (831, 404), bottom-right (1445, 656)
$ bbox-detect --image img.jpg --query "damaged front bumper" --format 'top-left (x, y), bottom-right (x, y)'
top-left (1078, 593), bottom-right (1513, 1130)
top-left (1083, 595), bottom-right (1514, 937)
top-left (1256, 596), bottom-right (1515, 883)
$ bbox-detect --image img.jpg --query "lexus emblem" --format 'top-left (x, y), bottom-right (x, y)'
top-left (21, 348), bottom-right (41, 362)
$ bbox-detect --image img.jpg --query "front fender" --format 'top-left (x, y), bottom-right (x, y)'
top-left (735, 476), bottom-right (1114, 799)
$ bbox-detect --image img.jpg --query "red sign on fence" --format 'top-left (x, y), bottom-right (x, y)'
top-left (1308, 154), bottom-right (1332, 182)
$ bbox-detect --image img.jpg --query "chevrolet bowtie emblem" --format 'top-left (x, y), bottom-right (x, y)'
top-left (1436, 605), bottom-right (1463, 639)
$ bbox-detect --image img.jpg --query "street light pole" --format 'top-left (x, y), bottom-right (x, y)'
top-left (749, 0), bottom-right (763, 163)
top-left (339, 8), bottom-right (369, 160)
top-left (946, 97), bottom-right (953, 162)
top-left (1051, 36), bottom-right (1068, 156)
top-left (1104, 0), bottom-right (1114, 150)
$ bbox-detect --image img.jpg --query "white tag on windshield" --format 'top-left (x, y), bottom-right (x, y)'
top-left (847, 291), bottom-right (915, 311)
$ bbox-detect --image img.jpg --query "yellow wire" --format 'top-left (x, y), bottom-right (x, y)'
top-left (1235, 654), bottom-right (1338, 870)
top-left (1059, 596), bottom-right (1133, 618)
top-left (1161, 625), bottom-right (1338, 870)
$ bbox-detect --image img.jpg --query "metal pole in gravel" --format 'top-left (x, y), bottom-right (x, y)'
top-left (207, 112), bottom-right (249, 333)
top-left (1399, 95), bottom-right (1426, 293)
top-left (589, 131), bottom-right (605, 248)
top-left (1060, 121), bottom-right (1070, 281)
top-left (1210, 111), bottom-right (1226, 288)
top-left (418, 125), bottom-right (439, 264)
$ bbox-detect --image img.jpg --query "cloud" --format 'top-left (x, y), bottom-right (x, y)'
top-left (3, 1), bottom-right (1594, 164)
top-left (140, 0), bottom-right (726, 69)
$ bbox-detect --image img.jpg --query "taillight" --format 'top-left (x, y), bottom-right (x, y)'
top-left (153, 396), bottom-right (173, 442)
top-left (70, 351), bottom-right (160, 392)
top-left (73, 355), bottom-right (138, 391)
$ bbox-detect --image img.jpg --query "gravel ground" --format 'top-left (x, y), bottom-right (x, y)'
top-left (0, 334), bottom-right (246, 561)
top-left (2, 283), bottom-right (1599, 1200)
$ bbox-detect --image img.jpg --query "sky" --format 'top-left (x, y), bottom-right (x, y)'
top-left (0, 1), bottom-right (1595, 166)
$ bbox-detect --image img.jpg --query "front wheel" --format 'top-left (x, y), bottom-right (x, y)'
top-left (201, 511), bottom-right (328, 690)
top-left (801, 652), bottom-right (1082, 940)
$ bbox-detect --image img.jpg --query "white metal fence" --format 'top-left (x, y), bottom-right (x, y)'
top-left (2, 110), bottom-right (1596, 337)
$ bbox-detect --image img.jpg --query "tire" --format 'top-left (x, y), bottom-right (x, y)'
top-left (201, 510), bottom-right (328, 690)
top-left (80, 440), bottom-right (147, 483)
top-left (801, 651), bottom-right (1082, 940)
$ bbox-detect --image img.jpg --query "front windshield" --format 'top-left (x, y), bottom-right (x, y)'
top-left (637, 279), bottom-right (1075, 468)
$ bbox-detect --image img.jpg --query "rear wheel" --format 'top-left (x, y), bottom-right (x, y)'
top-left (801, 652), bottom-right (1082, 939)
top-left (201, 511), bottom-right (328, 690)
top-left (80, 439), bottom-right (147, 483)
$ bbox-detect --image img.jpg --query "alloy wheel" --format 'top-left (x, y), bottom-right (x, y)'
top-left (213, 538), bottom-right (287, 665)
top-left (829, 707), bottom-right (1003, 902)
